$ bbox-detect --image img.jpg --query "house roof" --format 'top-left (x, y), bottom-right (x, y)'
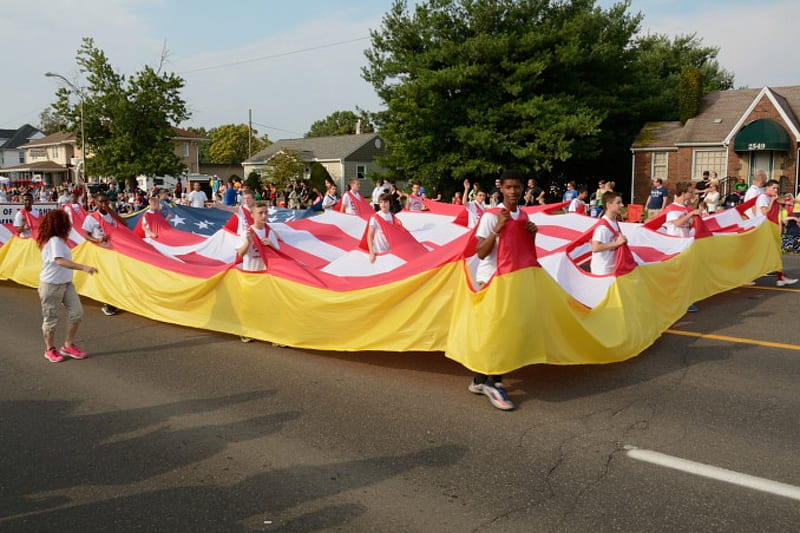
top-left (0, 124), bottom-right (43, 150)
top-left (172, 126), bottom-right (207, 140)
top-left (0, 160), bottom-right (68, 173)
top-left (17, 131), bottom-right (75, 149)
top-left (244, 133), bottom-right (381, 164)
top-left (634, 86), bottom-right (800, 150)
top-left (632, 121), bottom-right (683, 149)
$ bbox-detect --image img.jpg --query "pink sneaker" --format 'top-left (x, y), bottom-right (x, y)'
top-left (59, 344), bottom-right (88, 360)
top-left (44, 347), bottom-right (65, 363)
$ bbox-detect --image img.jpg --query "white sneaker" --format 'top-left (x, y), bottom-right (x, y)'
top-left (777, 277), bottom-right (798, 287)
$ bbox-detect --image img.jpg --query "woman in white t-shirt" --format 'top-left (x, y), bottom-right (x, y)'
top-left (35, 210), bottom-right (97, 363)
top-left (590, 191), bottom-right (627, 275)
top-left (702, 179), bottom-right (720, 213)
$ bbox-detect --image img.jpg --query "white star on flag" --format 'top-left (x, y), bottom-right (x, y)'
top-left (170, 214), bottom-right (186, 226)
top-left (195, 221), bottom-right (209, 229)
top-left (202, 219), bottom-right (215, 227)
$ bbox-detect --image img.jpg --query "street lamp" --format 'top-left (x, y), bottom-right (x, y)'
top-left (45, 72), bottom-right (86, 186)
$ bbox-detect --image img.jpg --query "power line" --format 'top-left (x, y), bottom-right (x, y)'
top-left (180, 36), bottom-right (370, 75)
top-left (251, 120), bottom-right (303, 136)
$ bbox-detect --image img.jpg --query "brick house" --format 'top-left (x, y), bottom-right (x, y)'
top-left (630, 86), bottom-right (800, 203)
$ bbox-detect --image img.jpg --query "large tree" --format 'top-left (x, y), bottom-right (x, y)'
top-left (51, 37), bottom-right (189, 181)
top-left (306, 109), bottom-right (375, 137)
top-left (208, 124), bottom-right (270, 164)
top-left (364, 0), bottom-right (641, 185)
top-left (363, 0), bottom-right (735, 192)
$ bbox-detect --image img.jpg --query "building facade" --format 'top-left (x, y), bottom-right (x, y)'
top-left (242, 133), bottom-right (387, 192)
top-left (631, 86), bottom-right (800, 203)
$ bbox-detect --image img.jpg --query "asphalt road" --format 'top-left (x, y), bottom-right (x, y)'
top-left (1, 258), bottom-right (799, 532)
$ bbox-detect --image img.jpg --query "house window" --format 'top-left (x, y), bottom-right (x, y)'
top-left (19, 153), bottom-right (25, 164)
top-left (651, 152), bottom-right (668, 180)
top-left (182, 142), bottom-right (190, 157)
top-left (52, 146), bottom-right (59, 158)
top-left (356, 165), bottom-right (366, 180)
top-left (692, 149), bottom-right (726, 180)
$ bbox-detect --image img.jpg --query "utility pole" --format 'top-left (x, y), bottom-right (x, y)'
top-left (45, 72), bottom-right (86, 185)
top-left (248, 109), bottom-right (253, 158)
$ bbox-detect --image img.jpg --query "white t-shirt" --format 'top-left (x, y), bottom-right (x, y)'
top-left (40, 236), bottom-right (73, 284)
top-left (665, 204), bottom-right (691, 237)
top-left (239, 226), bottom-right (279, 272)
top-left (407, 195), bottom-right (425, 211)
top-left (475, 208), bottom-right (522, 284)
top-left (755, 193), bottom-right (773, 216)
top-left (590, 217), bottom-right (620, 275)
top-left (64, 203), bottom-right (83, 225)
top-left (82, 212), bottom-right (116, 240)
top-left (369, 212), bottom-right (394, 254)
top-left (466, 201), bottom-right (486, 229)
top-left (13, 208), bottom-right (40, 238)
top-left (57, 193), bottom-right (71, 207)
top-left (322, 192), bottom-right (338, 209)
top-left (744, 184), bottom-right (763, 203)
top-left (704, 190), bottom-right (720, 212)
top-left (187, 189), bottom-right (208, 208)
top-left (342, 191), bottom-right (363, 215)
top-left (371, 185), bottom-right (386, 205)
top-left (567, 198), bottom-right (582, 213)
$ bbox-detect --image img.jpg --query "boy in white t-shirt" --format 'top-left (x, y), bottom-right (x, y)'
top-left (236, 202), bottom-right (280, 342)
top-left (469, 169), bottom-right (538, 411)
top-left (590, 192), bottom-right (627, 275)
top-left (36, 209), bottom-right (98, 362)
top-left (13, 192), bottom-right (40, 238)
top-left (665, 182), bottom-right (700, 238)
top-left (461, 179), bottom-right (487, 228)
top-left (567, 188), bottom-right (589, 215)
top-left (367, 193), bottom-right (403, 263)
top-left (81, 193), bottom-right (122, 316)
top-left (757, 180), bottom-right (798, 287)
top-left (405, 183), bottom-right (428, 211)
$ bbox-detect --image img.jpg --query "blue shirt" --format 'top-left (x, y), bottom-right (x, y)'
top-left (563, 189), bottom-right (578, 202)
top-left (223, 187), bottom-right (237, 206)
top-left (647, 186), bottom-right (669, 209)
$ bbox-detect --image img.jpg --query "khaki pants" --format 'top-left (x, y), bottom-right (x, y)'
top-left (647, 208), bottom-right (662, 220)
top-left (39, 281), bottom-right (83, 334)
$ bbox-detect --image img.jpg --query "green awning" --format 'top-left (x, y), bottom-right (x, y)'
top-left (733, 118), bottom-right (791, 151)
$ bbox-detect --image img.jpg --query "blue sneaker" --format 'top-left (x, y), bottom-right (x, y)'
top-left (468, 377), bottom-right (483, 395)
top-left (482, 382), bottom-right (514, 411)
top-left (687, 304), bottom-right (699, 312)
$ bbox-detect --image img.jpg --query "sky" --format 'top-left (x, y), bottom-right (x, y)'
top-left (1, 0), bottom-right (799, 140)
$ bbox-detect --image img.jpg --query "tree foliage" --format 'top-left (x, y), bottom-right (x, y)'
top-left (38, 108), bottom-right (65, 135)
top-left (51, 37), bottom-right (189, 180)
top-left (261, 150), bottom-right (305, 184)
top-left (208, 124), bottom-right (270, 164)
top-left (630, 33), bottom-right (733, 122)
top-left (306, 109), bottom-right (375, 137)
top-left (363, 0), bottom-right (736, 189)
top-left (678, 68), bottom-right (704, 124)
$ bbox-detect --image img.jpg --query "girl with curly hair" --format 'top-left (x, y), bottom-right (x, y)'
top-left (36, 209), bottom-right (98, 363)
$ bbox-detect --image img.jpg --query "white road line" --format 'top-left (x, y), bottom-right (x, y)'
top-left (624, 446), bottom-right (800, 502)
